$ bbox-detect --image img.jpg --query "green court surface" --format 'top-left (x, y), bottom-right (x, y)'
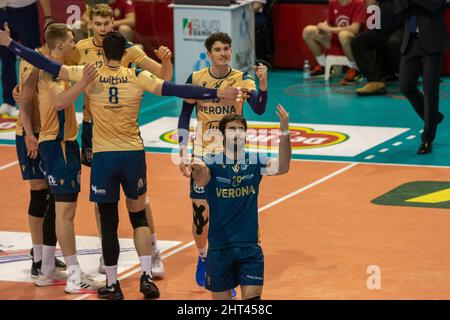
top-left (1, 70), bottom-right (449, 168)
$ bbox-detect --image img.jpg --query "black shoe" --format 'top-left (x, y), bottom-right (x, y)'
top-left (31, 260), bottom-right (42, 278)
top-left (30, 248), bottom-right (66, 270)
top-left (417, 142), bottom-right (432, 155)
top-left (98, 281), bottom-right (124, 300)
top-left (54, 257), bottom-right (66, 270)
top-left (140, 272), bottom-right (160, 299)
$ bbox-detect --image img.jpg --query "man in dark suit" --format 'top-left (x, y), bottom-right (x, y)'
top-left (395, 0), bottom-right (449, 154)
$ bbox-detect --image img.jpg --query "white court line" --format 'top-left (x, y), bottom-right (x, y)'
top-left (0, 160), bottom-right (18, 170)
top-left (75, 163), bottom-right (359, 300)
top-left (74, 241), bottom-right (197, 300)
top-left (259, 163), bottom-right (358, 213)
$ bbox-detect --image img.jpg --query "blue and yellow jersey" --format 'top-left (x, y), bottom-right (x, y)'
top-left (37, 71), bottom-right (78, 143)
top-left (68, 65), bottom-right (163, 153)
top-left (15, 49), bottom-right (43, 136)
top-left (188, 67), bottom-right (256, 156)
top-left (69, 37), bottom-right (147, 122)
top-left (204, 152), bottom-right (267, 250)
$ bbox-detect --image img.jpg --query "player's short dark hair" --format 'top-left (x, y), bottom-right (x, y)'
top-left (219, 114), bottom-right (248, 137)
top-left (204, 32), bottom-right (232, 52)
top-left (103, 31), bottom-right (126, 61)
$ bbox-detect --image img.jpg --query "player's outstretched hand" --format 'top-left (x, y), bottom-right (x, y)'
top-left (0, 22), bottom-right (12, 47)
top-left (154, 46), bottom-right (172, 62)
top-left (12, 85), bottom-right (21, 105)
top-left (82, 63), bottom-right (98, 85)
top-left (275, 104), bottom-right (289, 132)
top-left (254, 63), bottom-right (268, 82)
top-left (25, 134), bottom-right (39, 160)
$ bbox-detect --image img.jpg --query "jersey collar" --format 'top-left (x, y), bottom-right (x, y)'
top-left (208, 66), bottom-right (232, 80)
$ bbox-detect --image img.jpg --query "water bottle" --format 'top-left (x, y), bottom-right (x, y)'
top-left (303, 60), bottom-right (311, 80)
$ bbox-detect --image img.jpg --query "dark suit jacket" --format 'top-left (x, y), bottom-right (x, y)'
top-left (394, 0), bottom-right (449, 54)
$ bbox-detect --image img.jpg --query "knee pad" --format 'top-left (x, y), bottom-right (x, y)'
top-left (129, 209), bottom-right (148, 229)
top-left (54, 193), bottom-right (78, 203)
top-left (246, 296), bottom-right (261, 300)
top-left (28, 189), bottom-right (49, 218)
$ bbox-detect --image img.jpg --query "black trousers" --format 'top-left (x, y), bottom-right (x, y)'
top-left (351, 27), bottom-right (403, 82)
top-left (0, 3), bottom-right (41, 105)
top-left (399, 35), bottom-right (444, 143)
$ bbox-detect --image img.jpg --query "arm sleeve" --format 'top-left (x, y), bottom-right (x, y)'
top-left (8, 40), bottom-right (62, 77)
top-left (242, 72), bottom-right (266, 115)
top-left (247, 90), bottom-right (267, 115)
top-left (177, 101), bottom-right (195, 146)
top-left (161, 81), bottom-right (218, 100)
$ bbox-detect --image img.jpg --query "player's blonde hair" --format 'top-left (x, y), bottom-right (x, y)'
top-left (44, 23), bottom-right (71, 50)
top-left (88, 4), bottom-right (113, 21)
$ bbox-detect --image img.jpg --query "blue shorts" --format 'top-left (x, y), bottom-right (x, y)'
top-left (205, 245), bottom-right (264, 292)
top-left (90, 150), bottom-right (147, 203)
top-left (15, 134), bottom-right (45, 180)
top-left (81, 120), bottom-right (93, 167)
top-left (39, 140), bottom-right (81, 194)
top-left (190, 175), bottom-right (207, 199)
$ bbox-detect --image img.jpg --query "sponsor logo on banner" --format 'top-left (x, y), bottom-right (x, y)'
top-left (182, 18), bottom-right (221, 37)
top-left (194, 52), bottom-right (211, 71)
top-left (160, 125), bottom-right (348, 150)
top-left (0, 115), bottom-right (17, 133)
top-left (124, 117), bottom-right (411, 157)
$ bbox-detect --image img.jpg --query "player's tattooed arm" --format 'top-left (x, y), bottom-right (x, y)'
top-left (192, 159), bottom-right (211, 187)
top-left (265, 104), bottom-right (291, 176)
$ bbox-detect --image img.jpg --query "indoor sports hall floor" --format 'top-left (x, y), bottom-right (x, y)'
top-left (1, 71), bottom-right (450, 300)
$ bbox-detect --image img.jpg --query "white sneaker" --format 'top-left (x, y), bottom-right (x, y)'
top-left (8, 106), bottom-right (19, 117)
top-left (98, 256), bottom-right (106, 274)
top-left (151, 250), bottom-right (165, 279)
top-left (65, 265), bottom-right (104, 294)
top-left (35, 269), bottom-right (67, 287)
top-left (0, 103), bottom-right (13, 115)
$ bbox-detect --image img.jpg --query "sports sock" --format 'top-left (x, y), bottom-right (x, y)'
top-left (139, 255), bottom-right (152, 276)
top-left (64, 254), bottom-right (78, 267)
top-left (32, 244), bottom-right (43, 263)
top-left (104, 265), bottom-right (118, 286)
top-left (41, 245), bottom-right (56, 276)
